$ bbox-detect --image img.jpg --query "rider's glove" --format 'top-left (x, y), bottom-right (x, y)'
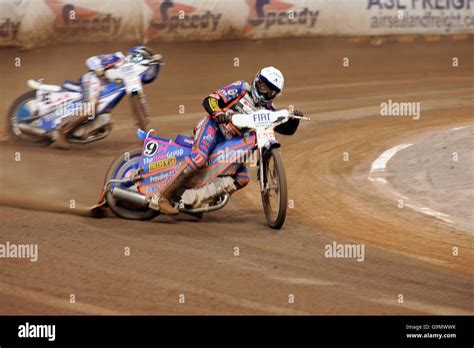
top-left (214, 110), bottom-right (232, 124)
top-left (292, 109), bottom-right (304, 117)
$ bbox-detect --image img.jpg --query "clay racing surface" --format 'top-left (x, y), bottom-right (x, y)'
top-left (0, 38), bottom-right (472, 314)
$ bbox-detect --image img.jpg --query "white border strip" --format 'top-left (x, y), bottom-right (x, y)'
top-left (369, 143), bottom-right (453, 224)
top-left (370, 144), bottom-right (413, 172)
top-left (452, 125), bottom-right (469, 131)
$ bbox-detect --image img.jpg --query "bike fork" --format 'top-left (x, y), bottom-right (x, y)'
top-left (258, 147), bottom-right (265, 193)
top-left (138, 92), bottom-right (150, 118)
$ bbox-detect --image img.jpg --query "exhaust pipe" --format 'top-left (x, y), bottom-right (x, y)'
top-left (18, 124), bottom-right (50, 138)
top-left (179, 193), bottom-right (230, 214)
top-left (111, 187), bottom-right (149, 208)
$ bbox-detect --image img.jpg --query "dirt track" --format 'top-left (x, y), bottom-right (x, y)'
top-left (0, 37), bottom-right (473, 314)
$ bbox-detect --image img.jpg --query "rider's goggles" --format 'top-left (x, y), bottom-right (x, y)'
top-left (256, 77), bottom-right (280, 100)
top-left (128, 53), bottom-right (144, 63)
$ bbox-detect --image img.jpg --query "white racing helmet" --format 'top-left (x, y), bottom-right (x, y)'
top-left (251, 66), bottom-right (284, 105)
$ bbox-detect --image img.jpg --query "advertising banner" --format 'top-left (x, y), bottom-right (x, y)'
top-left (0, 0), bottom-right (473, 47)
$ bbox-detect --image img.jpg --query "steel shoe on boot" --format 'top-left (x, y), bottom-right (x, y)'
top-left (149, 192), bottom-right (181, 215)
top-left (51, 113), bottom-right (91, 150)
top-left (51, 130), bottom-right (70, 150)
top-left (158, 195), bottom-right (179, 215)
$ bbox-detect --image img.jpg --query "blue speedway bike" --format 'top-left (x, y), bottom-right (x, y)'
top-left (6, 54), bottom-right (162, 146)
top-left (91, 107), bottom-right (309, 229)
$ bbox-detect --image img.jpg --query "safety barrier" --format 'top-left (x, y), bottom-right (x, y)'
top-left (1, 0), bottom-right (473, 47)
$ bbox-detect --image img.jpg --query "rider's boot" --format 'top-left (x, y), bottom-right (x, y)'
top-left (51, 130), bottom-right (70, 149)
top-left (51, 114), bottom-right (90, 149)
top-left (149, 161), bottom-right (195, 215)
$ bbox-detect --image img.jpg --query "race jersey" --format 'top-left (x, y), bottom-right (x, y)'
top-left (85, 52), bottom-right (125, 72)
top-left (81, 52), bottom-right (125, 104)
top-left (216, 80), bottom-right (275, 112)
top-left (203, 80), bottom-right (299, 138)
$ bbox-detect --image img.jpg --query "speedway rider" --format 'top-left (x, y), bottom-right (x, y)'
top-left (149, 66), bottom-right (304, 214)
top-left (53, 46), bottom-right (158, 148)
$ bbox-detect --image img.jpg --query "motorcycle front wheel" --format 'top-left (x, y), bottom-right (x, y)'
top-left (261, 148), bottom-right (288, 229)
top-left (129, 93), bottom-right (150, 132)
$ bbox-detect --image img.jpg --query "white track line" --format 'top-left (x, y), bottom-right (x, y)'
top-left (405, 204), bottom-right (454, 223)
top-left (370, 144), bottom-right (413, 173)
top-left (369, 143), bottom-right (453, 224)
top-left (452, 125), bottom-right (470, 131)
top-left (368, 177), bottom-right (388, 184)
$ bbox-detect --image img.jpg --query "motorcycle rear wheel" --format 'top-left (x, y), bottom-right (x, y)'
top-left (6, 90), bottom-right (53, 146)
top-left (105, 146), bottom-right (159, 221)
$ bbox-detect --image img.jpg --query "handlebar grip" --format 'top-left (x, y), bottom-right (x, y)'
top-left (291, 115), bottom-right (311, 121)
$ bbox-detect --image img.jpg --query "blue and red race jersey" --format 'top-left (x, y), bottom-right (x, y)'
top-left (202, 80), bottom-right (298, 137)
top-left (205, 80), bottom-right (275, 115)
top-left (85, 52), bottom-right (125, 72)
top-left (215, 80), bottom-right (248, 105)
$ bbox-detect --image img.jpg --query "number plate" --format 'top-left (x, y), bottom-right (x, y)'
top-left (123, 64), bottom-right (142, 94)
top-left (256, 128), bottom-right (276, 148)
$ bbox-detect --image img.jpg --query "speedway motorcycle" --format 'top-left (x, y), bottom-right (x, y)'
top-left (6, 54), bottom-right (162, 146)
top-left (90, 108), bottom-right (309, 229)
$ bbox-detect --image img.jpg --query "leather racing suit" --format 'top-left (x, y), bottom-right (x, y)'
top-left (150, 79), bottom-right (300, 214)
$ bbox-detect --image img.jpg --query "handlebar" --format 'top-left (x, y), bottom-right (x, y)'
top-left (125, 54), bottom-right (163, 66)
top-left (147, 54), bottom-right (164, 66)
top-left (291, 115), bottom-right (311, 121)
top-left (231, 109), bottom-right (311, 130)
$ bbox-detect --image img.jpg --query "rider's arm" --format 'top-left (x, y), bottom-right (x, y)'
top-left (202, 94), bottom-right (232, 124)
top-left (83, 52), bottom-right (124, 115)
top-left (86, 52), bottom-right (124, 75)
top-left (269, 102), bottom-right (301, 135)
top-left (203, 81), bottom-right (246, 123)
top-left (80, 72), bottom-right (101, 116)
top-left (274, 118), bottom-right (300, 135)
top-left (202, 94), bottom-right (226, 117)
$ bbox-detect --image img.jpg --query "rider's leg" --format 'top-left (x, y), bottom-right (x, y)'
top-left (52, 72), bottom-right (100, 149)
top-left (180, 165), bottom-right (248, 209)
top-left (180, 150), bottom-right (248, 209)
top-left (150, 157), bottom-right (197, 215)
top-left (149, 116), bottom-right (219, 214)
